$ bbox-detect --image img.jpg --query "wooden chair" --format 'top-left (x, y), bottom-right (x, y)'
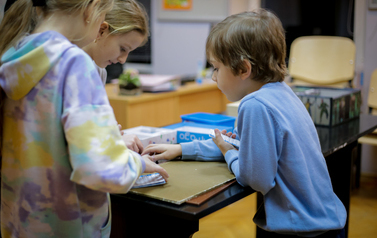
top-left (357, 69), bottom-right (377, 187)
top-left (288, 36), bottom-right (356, 88)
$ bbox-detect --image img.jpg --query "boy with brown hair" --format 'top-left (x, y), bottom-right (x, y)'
top-left (143, 9), bottom-right (346, 237)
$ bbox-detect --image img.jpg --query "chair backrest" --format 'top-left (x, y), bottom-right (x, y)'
top-left (367, 68), bottom-right (377, 115)
top-left (288, 36), bottom-right (355, 87)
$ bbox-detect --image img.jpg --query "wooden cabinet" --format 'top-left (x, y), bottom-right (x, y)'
top-left (105, 82), bottom-right (230, 129)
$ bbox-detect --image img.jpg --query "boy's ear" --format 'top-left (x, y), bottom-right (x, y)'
top-left (240, 59), bottom-right (252, 80)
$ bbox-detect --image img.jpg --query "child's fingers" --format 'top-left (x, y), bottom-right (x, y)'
top-left (136, 140), bottom-right (144, 154)
top-left (220, 129), bottom-right (235, 139)
top-left (214, 129), bottom-right (222, 136)
top-left (143, 153), bottom-right (159, 162)
top-left (225, 132), bottom-right (233, 137)
top-left (151, 152), bottom-right (170, 162)
top-left (150, 153), bottom-right (159, 162)
top-left (144, 145), bottom-right (168, 157)
top-left (157, 167), bottom-right (169, 181)
top-left (118, 124), bottom-right (124, 135)
top-left (214, 129), bottom-right (224, 142)
top-left (141, 145), bottom-right (157, 155)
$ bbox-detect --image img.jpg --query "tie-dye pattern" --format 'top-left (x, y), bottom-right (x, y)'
top-left (0, 31), bottom-right (145, 238)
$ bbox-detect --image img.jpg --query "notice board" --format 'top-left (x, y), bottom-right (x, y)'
top-left (157, 0), bottom-right (229, 22)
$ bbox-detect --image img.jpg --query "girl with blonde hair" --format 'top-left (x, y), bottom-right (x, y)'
top-left (0, 0), bottom-right (168, 237)
top-left (83, 0), bottom-right (149, 153)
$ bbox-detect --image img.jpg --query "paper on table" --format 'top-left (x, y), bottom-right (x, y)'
top-left (139, 74), bottom-right (181, 92)
top-left (132, 173), bottom-right (166, 189)
top-left (139, 74), bottom-right (180, 87)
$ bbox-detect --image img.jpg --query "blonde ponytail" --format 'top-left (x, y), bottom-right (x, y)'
top-left (0, 0), bottom-right (114, 57)
top-left (0, 0), bottom-right (37, 57)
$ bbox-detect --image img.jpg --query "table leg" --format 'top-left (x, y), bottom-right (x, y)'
top-left (355, 143), bottom-right (362, 188)
top-left (325, 141), bottom-right (355, 238)
top-left (110, 195), bottom-right (199, 238)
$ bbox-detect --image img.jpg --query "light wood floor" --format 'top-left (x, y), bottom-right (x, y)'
top-left (194, 176), bottom-right (377, 238)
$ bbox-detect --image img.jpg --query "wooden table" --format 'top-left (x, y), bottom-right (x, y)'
top-left (105, 82), bottom-right (230, 129)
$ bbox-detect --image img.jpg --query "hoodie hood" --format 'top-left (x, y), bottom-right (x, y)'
top-left (0, 31), bottom-right (73, 100)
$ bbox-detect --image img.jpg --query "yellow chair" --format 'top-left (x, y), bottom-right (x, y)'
top-left (362, 69), bottom-right (377, 117)
top-left (288, 36), bottom-right (360, 187)
top-left (357, 69), bottom-right (377, 187)
top-left (288, 36), bottom-right (356, 88)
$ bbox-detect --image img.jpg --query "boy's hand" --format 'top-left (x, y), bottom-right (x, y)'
top-left (220, 129), bottom-right (237, 139)
top-left (212, 129), bottom-right (237, 156)
top-left (122, 134), bottom-right (144, 153)
top-left (141, 155), bottom-right (169, 181)
top-left (142, 144), bottom-right (182, 162)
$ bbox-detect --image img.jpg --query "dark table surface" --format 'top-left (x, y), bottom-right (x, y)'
top-left (317, 114), bottom-right (377, 157)
top-left (113, 114), bottom-right (377, 221)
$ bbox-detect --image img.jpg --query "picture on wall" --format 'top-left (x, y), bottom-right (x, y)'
top-left (157, 0), bottom-right (229, 22)
top-left (163, 0), bottom-right (192, 10)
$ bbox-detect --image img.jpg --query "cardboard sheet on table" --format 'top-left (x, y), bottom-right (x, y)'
top-left (186, 180), bottom-right (237, 205)
top-left (129, 161), bottom-right (236, 205)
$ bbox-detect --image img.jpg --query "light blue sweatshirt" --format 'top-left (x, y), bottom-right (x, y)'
top-left (181, 82), bottom-right (346, 236)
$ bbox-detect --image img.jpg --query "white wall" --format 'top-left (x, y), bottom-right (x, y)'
top-left (149, 0), bottom-right (214, 75)
top-left (151, 16), bottom-right (211, 75)
top-left (147, 0), bottom-right (259, 76)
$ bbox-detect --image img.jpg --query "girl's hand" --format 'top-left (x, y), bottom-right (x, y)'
top-left (141, 155), bottom-right (169, 181)
top-left (118, 124), bottom-right (124, 135)
top-left (122, 134), bottom-right (144, 153)
top-left (141, 144), bottom-right (182, 162)
top-left (212, 129), bottom-right (237, 156)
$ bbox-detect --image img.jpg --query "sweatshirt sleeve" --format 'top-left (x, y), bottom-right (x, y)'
top-left (181, 139), bottom-right (225, 162)
top-left (224, 99), bottom-right (280, 194)
top-left (61, 50), bottom-right (144, 193)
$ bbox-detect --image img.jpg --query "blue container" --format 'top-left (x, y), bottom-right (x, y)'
top-left (180, 112), bottom-right (236, 131)
top-left (164, 122), bottom-right (232, 143)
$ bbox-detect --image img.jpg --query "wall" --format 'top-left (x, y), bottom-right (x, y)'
top-left (358, 0), bottom-right (377, 176)
top-left (127, 0), bottom-right (260, 76)
top-left (150, 2), bottom-right (211, 75)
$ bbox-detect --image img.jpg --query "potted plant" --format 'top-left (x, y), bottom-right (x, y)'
top-left (118, 68), bottom-right (142, 96)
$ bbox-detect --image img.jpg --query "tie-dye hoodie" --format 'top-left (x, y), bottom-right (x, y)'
top-left (0, 31), bottom-right (145, 238)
